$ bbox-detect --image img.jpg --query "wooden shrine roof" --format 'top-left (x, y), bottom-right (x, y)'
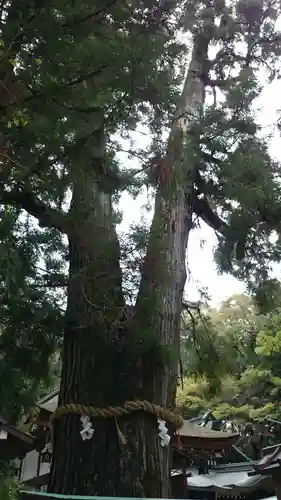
top-left (37, 389), bottom-right (59, 414)
top-left (0, 415), bottom-right (35, 459)
top-left (254, 444), bottom-right (281, 475)
top-left (179, 420), bottom-right (238, 440)
top-left (185, 469), bottom-right (271, 494)
top-left (175, 420), bottom-right (239, 452)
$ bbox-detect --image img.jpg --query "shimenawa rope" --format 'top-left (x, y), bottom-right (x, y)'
top-left (50, 400), bottom-right (184, 429)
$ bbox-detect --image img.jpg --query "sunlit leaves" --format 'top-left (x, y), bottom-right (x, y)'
top-left (179, 290), bottom-right (281, 424)
top-left (256, 307), bottom-right (281, 356)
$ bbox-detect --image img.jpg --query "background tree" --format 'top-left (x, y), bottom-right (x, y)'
top-left (180, 294), bottom-right (260, 390)
top-left (179, 288), bottom-right (281, 434)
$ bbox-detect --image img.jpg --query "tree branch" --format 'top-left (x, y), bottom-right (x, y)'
top-left (0, 187), bottom-right (67, 232)
top-left (61, 0), bottom-right (117, 28)
top-left (193, 195), bottom-right (227, 232)
top-left (182, 298), bottom-right (201, 311)
top-left (24, 65), bottom-right (108, 103)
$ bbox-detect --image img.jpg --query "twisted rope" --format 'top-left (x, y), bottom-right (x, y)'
top-left (50, 400), bottom-right (184, 429)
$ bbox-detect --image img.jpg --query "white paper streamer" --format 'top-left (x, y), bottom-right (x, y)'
top-left (80, 415), bottom-right (94, 441)
top-left (157, 418), bottom-right (170, 447)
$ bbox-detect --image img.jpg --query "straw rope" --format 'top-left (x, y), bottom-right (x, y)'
top-left (50, 400), bottom-right (184, 429)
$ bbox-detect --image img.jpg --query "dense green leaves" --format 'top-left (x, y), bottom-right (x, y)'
top-left (180, 291), bottom-right (281, 424)
top-left (0, 208), bottom-right (65, 420)
top-left (0, 461), bottom-right (20, 500)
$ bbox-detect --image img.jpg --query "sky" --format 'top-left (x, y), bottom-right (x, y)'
top-left (117, 69), bottom-right (281, 308)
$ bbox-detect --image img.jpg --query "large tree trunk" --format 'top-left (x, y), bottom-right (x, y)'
top-left (48, 32), bottom-right (210, 497)
top-left (48, 166), bottom-right (172, 496)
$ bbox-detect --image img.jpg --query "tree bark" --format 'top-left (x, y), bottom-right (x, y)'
top-left (47, 162), bottom-right (172, 496)
top-left (48, 31), bottom-right (211, 497)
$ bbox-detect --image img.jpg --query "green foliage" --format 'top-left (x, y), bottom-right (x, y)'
top-left (177, 378), bottom-right (208, 416)
top-left (0, 462), bottom-right (21, 500)
top-left (193, 1), bottom-right (281, 289)
top-left (255, 279), bottom-right (281, 314)
top-left (180, 290), bottom-right (281, 423)
top-left (256, 314), bottom-right (281, 356)
top-left (181, 294), bottom-right (260, 386)
top-left (255, 307), bottom-right (281, 377)
top-left (0, 208), bottom-right (65, 420)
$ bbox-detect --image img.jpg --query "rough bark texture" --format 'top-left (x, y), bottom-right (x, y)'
top-left (48, 31), bottom-right (211, 497)
top-left (48, 166), bottom-right (170, 496)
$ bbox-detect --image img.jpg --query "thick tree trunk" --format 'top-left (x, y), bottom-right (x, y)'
top-left (134, 32), bottom-right (209, 417)
top-left (48, 31), bottom-right (210, 497)
top-left (48, 166), bottom-right (171, 496)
